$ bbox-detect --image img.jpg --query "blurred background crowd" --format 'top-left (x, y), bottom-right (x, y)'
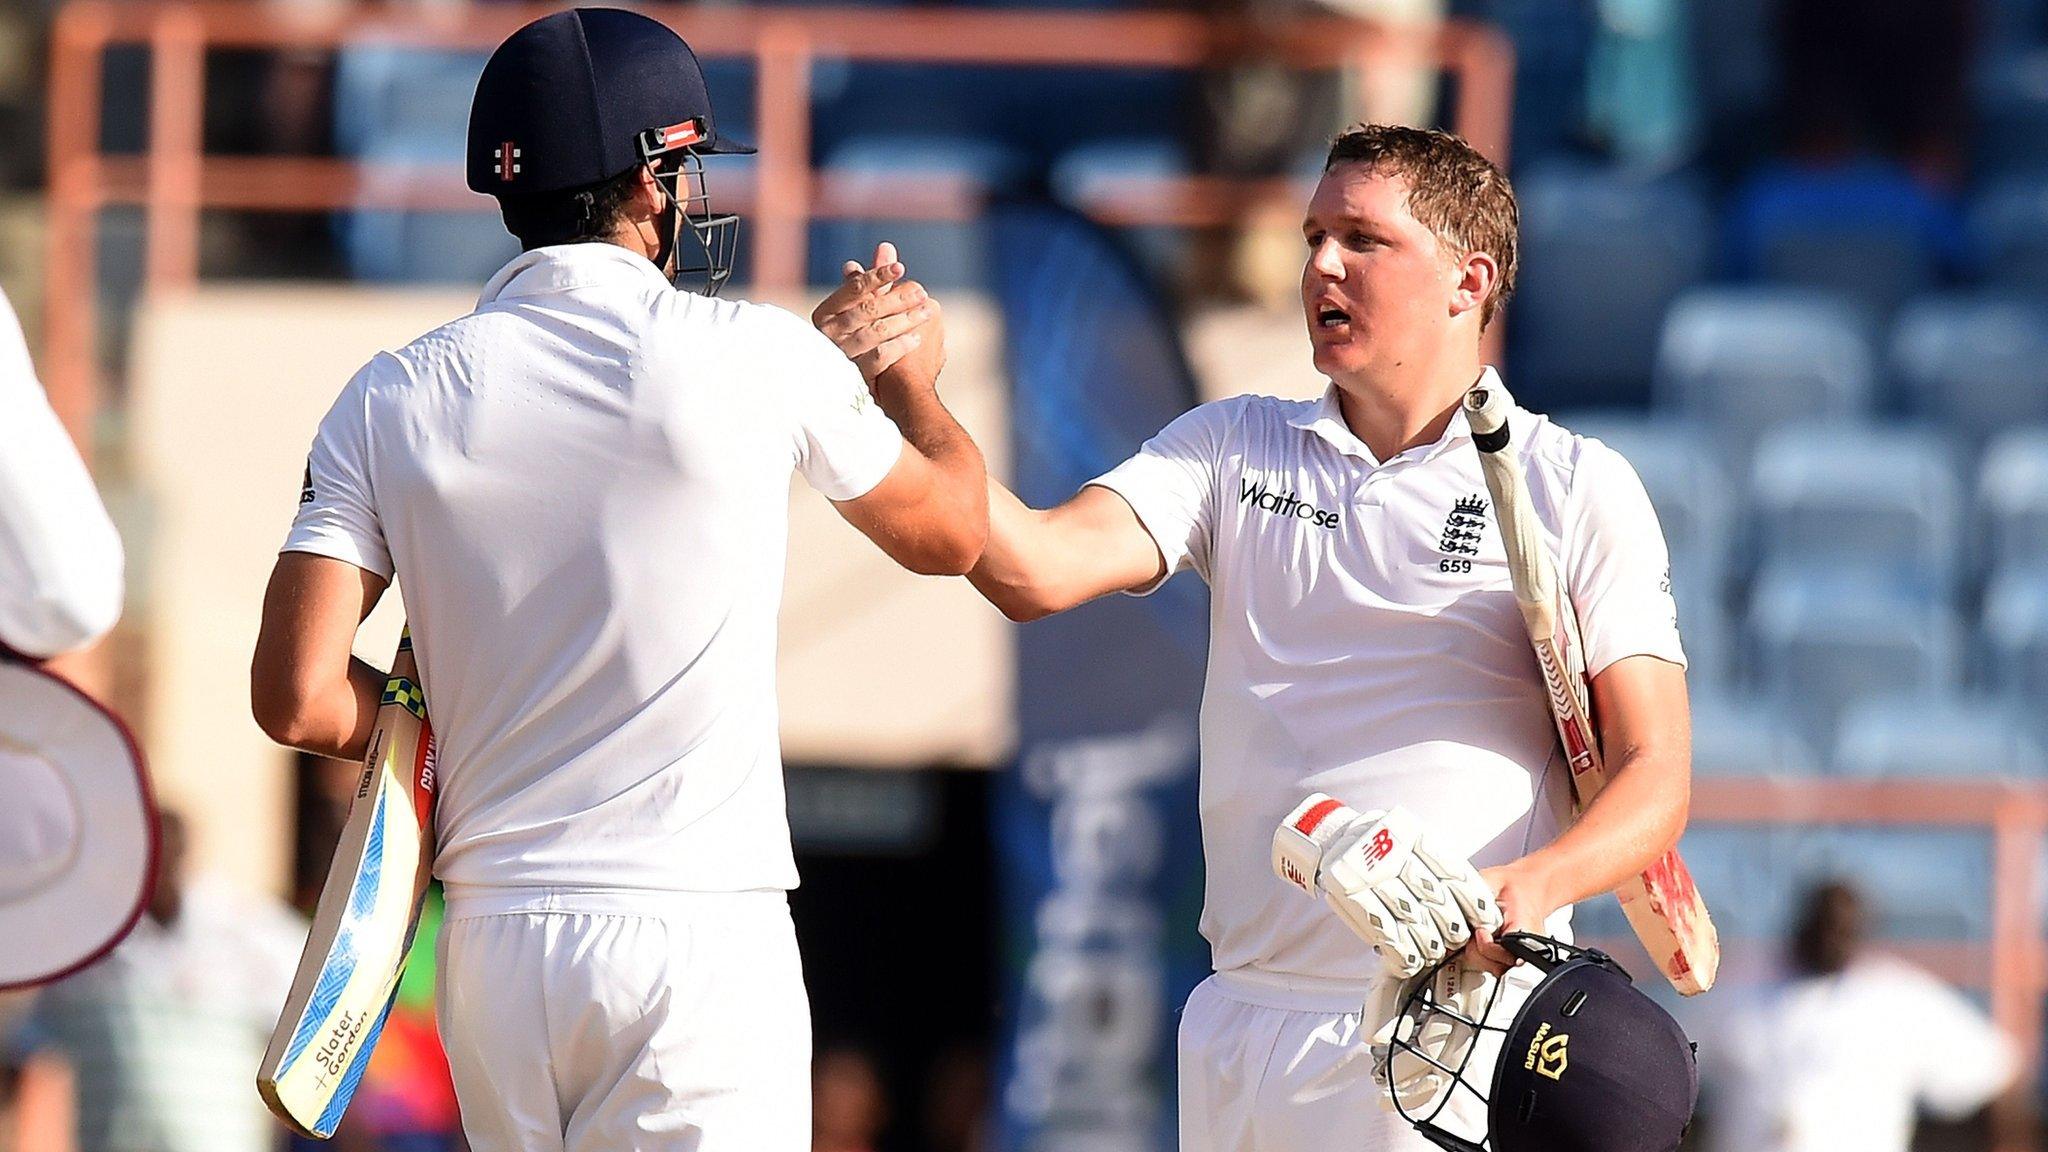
top-left (4, 0), bottom-right (2048, 1148)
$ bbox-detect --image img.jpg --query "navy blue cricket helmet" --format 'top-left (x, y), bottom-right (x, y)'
top-left (467, 8), bottom-right (751, 292)
top-left (1389, 933), bottom-right (1699, 1152)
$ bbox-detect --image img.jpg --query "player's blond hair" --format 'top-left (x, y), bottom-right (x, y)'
top-left (1324, 125), bottom-right (1520, 329)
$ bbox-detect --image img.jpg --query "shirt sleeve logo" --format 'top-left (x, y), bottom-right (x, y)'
top-left (299, 462), bottom-right (316, 506)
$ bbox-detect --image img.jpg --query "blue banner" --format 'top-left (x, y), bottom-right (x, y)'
top-left (987, 202), bottom-right (1211, 1152)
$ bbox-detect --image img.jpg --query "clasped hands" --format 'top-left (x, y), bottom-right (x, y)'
top-left (810, 241), bottom-right (946, 386)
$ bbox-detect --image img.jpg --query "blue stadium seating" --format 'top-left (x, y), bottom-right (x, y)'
top-left (331, 47), bottom-right (487, 160)
top-left (1571, 827), bottom-right (1791, 942)
top-left (1832, 691), bottom-right (2048, 778)
top-left (1782, 828), bottom-right (1993, 939)
top-left (1725, 160), bottom-right (1961, 318)
top-left (811, 135), bottom-right (1033, 289)
top-left (1689, 691), bottom-right (1822, 778)
top-left (1978, 429), bottom-right (2048, 575)
top-left (1552, 411), bottom-right (1736, 681)
top-left (1048, 139), bottom-right (1193, 287)
top-left (1984, 570), bottom-right (2048, 702)
top-left (1965, 174), bottom-right (2048, 293)
top-left (1652, 288), bottom-right (1877, 461)
top-left (1974, 48), bottom-right (2048, 180)
top-left (1512, 163), bottom-right (1712, 410)
top-left (331, 46), bottom-right (512, 283)
top-left (1748, 423), bottom-right (1963, 597)
top-left (1748, 567), bottom-right (1963, 745)
top-left (1889, 296), bottom-right (2048, 443)
top-left (1984, 0), bottom-right (2048, 53)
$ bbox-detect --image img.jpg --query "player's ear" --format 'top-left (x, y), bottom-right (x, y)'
top-left (1450, 250), bottom-right (1497, 323)
top-left (626, 164), bottom-right (667, 221)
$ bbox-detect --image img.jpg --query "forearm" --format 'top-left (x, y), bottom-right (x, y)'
top-left (871, 375), bottom-right (988, 570)
top-left (1523, 746), bottom-right (1690, 906)
top-left (967, 481), bottom-right (1066, 620)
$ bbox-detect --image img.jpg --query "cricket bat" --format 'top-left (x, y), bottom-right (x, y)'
top-left (258, 628), bottom-right (438, 1137)
top-left (1464, 382), bottom-right (1719, 995)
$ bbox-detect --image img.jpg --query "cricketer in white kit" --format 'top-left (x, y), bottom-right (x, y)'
top-left (249, 11), bottom-right (988, 1151)
top-left (0, 285), bottom-right (123, 659)
top-left (867, 125), bottom-right (1696, 1151)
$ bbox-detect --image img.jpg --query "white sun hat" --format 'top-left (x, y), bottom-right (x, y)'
top-left (0, 658), bottom-right (156, 990)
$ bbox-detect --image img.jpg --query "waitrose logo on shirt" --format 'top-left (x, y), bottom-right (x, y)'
top-left (1238, 479), bottom-right (1341, 530)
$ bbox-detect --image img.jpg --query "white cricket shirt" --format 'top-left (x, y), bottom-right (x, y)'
top-left (0, 287), bottom-right (124, 657)
top-left (284, 243), bottom-right (904, 896)
top-left (1697, 958), bottom-right (2017, 1152)
top-left (1088, 369), bottom-right (1685, 989)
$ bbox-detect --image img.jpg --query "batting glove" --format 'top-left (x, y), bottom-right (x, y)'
top-left (1365, 955), bottom-right (1503, 1114)
top-left (1271, 794), bottom-right (1503, 979)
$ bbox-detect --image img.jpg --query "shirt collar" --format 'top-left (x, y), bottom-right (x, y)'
top-left (478, 242), bottom-right (673, 307)
top-left (1287, 366), bottom-right (1501, 467)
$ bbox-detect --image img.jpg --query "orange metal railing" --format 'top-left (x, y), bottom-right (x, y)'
top-left (43, 13), bottom-right (2044, 1140)
top-left (41, 1), bottom-right (1516, 454)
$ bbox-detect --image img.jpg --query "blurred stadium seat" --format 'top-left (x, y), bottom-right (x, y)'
top-left (1511, 163), bottom-right (1712, 409)
top-left (1974, 47), bottom-right (2048, 179)
top-left (811, 135), bottom-right (1033, 289)
top-left (331, 47), bottom-right (488, 159)
top-left (1966, 174), bottom-right (2048, 292)
top-left (1978, 428), bottom-right (2048, 575)
top-left (1574, 826), bottom-right (1791, 941)
top-left (1748, 423), bottom-right (1963, 597)
top-left (332, 47), bottom-right (515, 283)
top-left (1049, 138), bottom-right (1194, 286)
top-left (1653, 288), bottom-right (1877, 459)
top-left (1832, 691), bottom-right (2047, 778)
top-left (1725, 160), bottom-right (1960, 318)
top-left (1749, 568), bottom-right (1964, 744)
top-left (1984, 570), bottom-right (2048, 703)
top-left (1889, 296), bottom-right (2048, 443)
top-left (1783, 827), bottom-right (1993, 939)
top-left (1554, 411), bottom-right (1735, 681)
top-left (1689, 690), bottom-right (1822, 778)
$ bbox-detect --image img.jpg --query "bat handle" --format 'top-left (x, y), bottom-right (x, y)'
top-left (1464, 380), bottom-right (1514, 453)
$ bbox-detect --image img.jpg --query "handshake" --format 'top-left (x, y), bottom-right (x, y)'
top-left (809, 241), bottom-right (947, 389)
top-left (1271, 794), bottom-right (1502, 979)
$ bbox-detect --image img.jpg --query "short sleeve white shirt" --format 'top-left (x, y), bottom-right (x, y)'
top-left (284, 243), bottom-right (904, 895)
top-left (1087, 369), bottom-right (1684, 987)
top-left (0, 287), bottom-right (123, 657)
top-left (1696, 958), bottom-right (2018, 1152)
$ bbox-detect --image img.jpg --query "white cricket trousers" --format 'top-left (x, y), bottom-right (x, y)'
top-left (1178, 967), bottom-right (1535, 1152)
top-left (436, 887), bottom-right (811, 1152)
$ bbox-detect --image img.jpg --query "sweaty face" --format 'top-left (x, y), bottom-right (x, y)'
top-left (1300, 165), bottom-right (1460, 383)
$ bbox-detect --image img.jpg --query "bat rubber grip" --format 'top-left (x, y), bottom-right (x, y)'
top-left (1463, 382), bottom-right (1513, 453)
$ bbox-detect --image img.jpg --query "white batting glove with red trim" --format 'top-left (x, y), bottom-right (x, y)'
top-left (1271, 794), bottom-right (1503, 979)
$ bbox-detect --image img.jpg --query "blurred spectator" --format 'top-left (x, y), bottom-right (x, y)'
top-left (5, 809), bottom-right (305, 1152)
top-left (815, 1046), bottom-right (889, 1152)
top-left (1777, 0), bottom-right (1974, 188)
top-left (1584, 0), bottom-right (1696, 170)
top-left (921, 1044), bottom-right (989, 1152)
top-left (1694, 880), bottom-right (2017, 1152)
